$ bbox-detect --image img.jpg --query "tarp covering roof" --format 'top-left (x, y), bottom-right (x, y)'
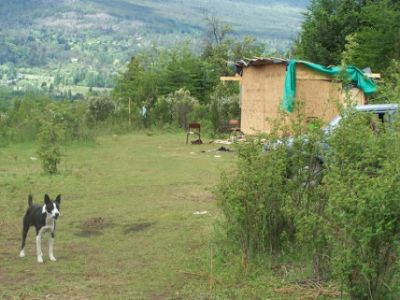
top-left (282, 60), bottom-right (377, 112)
top-left (236, 58), bottom-right (378, 113)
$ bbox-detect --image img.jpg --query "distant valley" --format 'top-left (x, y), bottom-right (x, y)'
top-left (0, 0), bottom-right (309, 92)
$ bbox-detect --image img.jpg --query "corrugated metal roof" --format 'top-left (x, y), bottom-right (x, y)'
top-left (235, 57), bottom-right (288, 67)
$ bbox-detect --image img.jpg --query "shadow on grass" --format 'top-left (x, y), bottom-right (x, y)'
top-left (123, 222), bottom-right (154, 234)
top-left (74, 217), bottom-right (155, 237)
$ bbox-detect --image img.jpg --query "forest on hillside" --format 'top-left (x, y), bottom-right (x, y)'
top-left (1, 0), bottom-right (399, 131)
top-left (0, 0), bottom-right (306, 92)
top-left (1, 0), bottom-right (399, 141)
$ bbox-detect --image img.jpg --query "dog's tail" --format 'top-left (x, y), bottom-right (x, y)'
top-left (28, 194), bottom-right (33, 207)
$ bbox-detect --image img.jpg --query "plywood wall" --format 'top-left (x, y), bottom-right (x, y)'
top-left (240, 63), bottom-right (366, 134)
top-left (241, 64), bottom-right (286, 134)
top-left (296, 64), bottom-right (342, 125)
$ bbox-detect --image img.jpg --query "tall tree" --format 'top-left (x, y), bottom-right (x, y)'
top-left (201, 13), bottom-right (265, 97)
top-left (295, 0), bottom-right (400, 72)
top-left (342, 0), bottom-right (400, 72)
top-left (294, 0), bottom-right (371, 65)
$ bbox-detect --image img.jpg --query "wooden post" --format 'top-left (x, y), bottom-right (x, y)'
top-left (128, 97), bottom-right (131, 126)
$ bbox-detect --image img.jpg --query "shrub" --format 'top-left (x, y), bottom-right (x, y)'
top-left (207, 87), bottom-right (240, 134)
top-left (150, 89), bottom-right (199, 129)
top-left (215, 109), bottom-right (329, 277)
top-left (6, 95), bottom-right (49, 142)
top-left (37, 111), bottom-right (65, 174)
top-left (58, 101), bottom-right (94, 142)
top-left (170, 89), bottom-right (199, 129)
top-left (1, 94), bottom-right (94, 144)
top-left (151, 96), bottom-right (173, 128)
top-left (87, 97), bottom-right (117, 123)
top-left (215, 138), bottom-right (291, 263)
top-left (283, 133), bottom-right (331, 280)
top-left (378, 59), bottom-right (400, 104)
top-left (325, 111), bottom-right (400, 299)
top-left (215, 95), bottom-right (400, 298)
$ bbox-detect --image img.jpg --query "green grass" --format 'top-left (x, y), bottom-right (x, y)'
top-left (0, 133), bottom-right (233, 299)
top-left (0, 133), bottom-right (338, 299)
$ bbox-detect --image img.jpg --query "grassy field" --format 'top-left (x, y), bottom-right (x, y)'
top-left (0, 133), bottom-right (237, 299)
top-left (0, 133), bottom-right (336, 299)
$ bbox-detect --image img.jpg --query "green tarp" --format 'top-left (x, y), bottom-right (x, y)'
top-left (282, 60), bottom-right (377, 112)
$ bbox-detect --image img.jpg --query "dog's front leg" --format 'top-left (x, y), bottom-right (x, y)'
top-left (36, 233), bottom-right (43, 263)
top-left (49, 232), bottom-right (56, 261)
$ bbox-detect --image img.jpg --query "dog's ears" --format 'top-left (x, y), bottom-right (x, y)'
top-left (55, 194), bottom-right (61, 205)
top-left (44, 194), bottom-right (51, 204)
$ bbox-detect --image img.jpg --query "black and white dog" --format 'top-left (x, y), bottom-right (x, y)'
top-left (19, 194), bottom-right (61, 263)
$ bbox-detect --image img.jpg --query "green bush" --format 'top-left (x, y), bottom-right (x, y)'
top-left (170, 89), bottom-right (199, 129)
top-left (57, 101), bottom-right (94, 142)
top-left (6, 95), bottom-right (49, 142)
top-left (377, 59), bottom-right (400, 104)
top-left (37, 117), bottom-right (64, 174)
top-left (0, 94), bottom-right (95, 144)
top-left (150, 89), bottom-right (199, 129)
top-left (215, 112), bottom-right (329, 275)
top-left (151, 96), bottom-right (173, 128)
top-left (87, 97), bottom-right (117, 123)
top-left (215, 138), bottom-right (291, 262)
top-left (325, 111), bottom-right (400, 299)
top-left (215, 103), bottom-right (400, 297)
top-left (207, 83), bottom-right (240, 134)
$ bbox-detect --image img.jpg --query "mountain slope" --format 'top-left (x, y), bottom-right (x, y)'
top-left (0, 0), bottom-right (309, 89)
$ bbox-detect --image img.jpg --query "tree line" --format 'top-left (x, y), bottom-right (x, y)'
top-left (111, 19), bottom-right (265, 131)
top-left (294, 0), bottom-right (400, 74)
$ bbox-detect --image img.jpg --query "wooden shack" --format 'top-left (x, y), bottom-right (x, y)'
top-left (234, 58), bottom-right (368, 134)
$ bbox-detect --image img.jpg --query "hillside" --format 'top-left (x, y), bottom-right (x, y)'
top-left (0, 0), bottom-right (309, 90)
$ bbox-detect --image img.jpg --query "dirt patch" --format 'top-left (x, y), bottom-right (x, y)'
top-left (83, 217), bottom-right (112, 229)
top-left (123, 222), bottom-right (154, 234)
top-left (75, 217), bottom-right (113, 238)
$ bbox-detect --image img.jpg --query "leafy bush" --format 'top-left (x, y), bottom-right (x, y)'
top-left (151, 96), bottom-right (173, 128)
top-left (215, 103), bottom-right (400, 297)
top-left (87, 97), bottom-right (117, 123)
top-left (151, 89), bottom-right (199, 129)
top-left (215, 111), bottom-right (329, 274)
top-left (378, 59), bottom-right (400, 104)
top-left (215, 138), bottom-right (290, 263)
top-left (6, 95), bottom-right (49, 142)
top-left (208, 83), bottom-right (240, 134)
top-left (56, 101), bottom-right (94, 142)
top-left (0, 94), bottom-right (95, 144)
top-left (151, 85), bottom-right (239, 134)
top-left (170, 89), bottom-right (199, 129)
top-left (325, 111), bottom-right (400, 299)
top-left (37, 115), bottom-right (64, 174)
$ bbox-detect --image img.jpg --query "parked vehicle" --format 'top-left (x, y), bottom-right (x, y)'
top-left (324, 104), bottom-right (399, 136)
top-left (263, 104), bottom-right (399, 183)
top-left (265, 104), bottom-right (399, 155)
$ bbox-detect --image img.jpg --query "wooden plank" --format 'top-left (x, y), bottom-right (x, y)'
top-left (220, 76), bottom-right (242, 81)
top-left (365, 73), bottom-right (381, 79)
